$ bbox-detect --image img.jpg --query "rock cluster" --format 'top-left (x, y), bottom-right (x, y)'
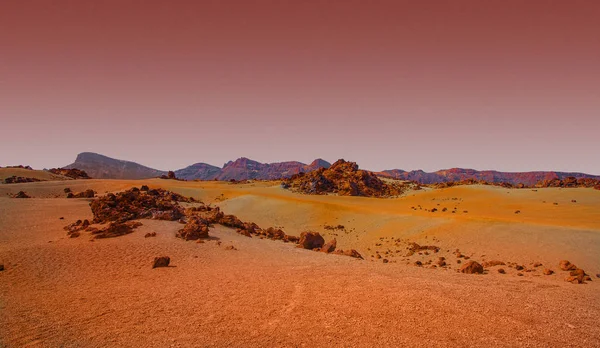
top-left (67, 189), bottom-right (96, 198)
top-left (283, 159), bottom-right (407, 197)
top-left (3, 176), bottom-right (42, 184)
top-left (295, 232), bottom-right (362, 259)
top-left (89, 187), bottom-right (193, 223)
top-left (559, 260), bottom-right (592, 284)
top-left (48, 168), bottom-right (91, 179)
top-left (535, 177), bottom-right (600, 189)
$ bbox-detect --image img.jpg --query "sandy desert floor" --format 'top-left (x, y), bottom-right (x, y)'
top-left (1, 179), bottom-right (599, 347)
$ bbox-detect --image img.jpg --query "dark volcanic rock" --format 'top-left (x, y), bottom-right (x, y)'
top-left (89, 187), bottom-right (190, 223)
top-left (283, 159), bottom-right (407, 197)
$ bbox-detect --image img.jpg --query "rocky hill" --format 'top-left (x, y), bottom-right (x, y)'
top-left (283, 159), bottom-right (408, 197)
top-left (174, 163), bottom-right (222, 180)
top-left (216, 157), bottom-right (330, 181)
top-left (65, 152), bottom-right (167, 179)
top-left (378, 168), bottom-right (600, 187)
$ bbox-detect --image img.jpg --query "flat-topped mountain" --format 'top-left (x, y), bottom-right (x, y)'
top-left (65, 152), bottom-right (167, 179)
top-left (377, 168), bottom-right (600, 187)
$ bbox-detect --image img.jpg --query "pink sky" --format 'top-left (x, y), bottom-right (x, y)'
top-left (1, 0), bottom-right (599, 173)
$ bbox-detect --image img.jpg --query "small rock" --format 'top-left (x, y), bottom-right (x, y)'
top-left (414, 261), bottom-right (422, 266)
top-left (225, 245), bottom-right (237, 250)
top-left (533, 262), bottom-right (542, 267)
top-left (382, 259), bottom-right (389, 263)
top-left (543, 269), bottom-right (554, 275)
top-left (515, 265), bottom-right (524, 271)
top-left (517, 273), bottom-right (524, 276)
top-left (144, 232), bottom-right (157, 238)
top-left (152, 256), bottom-right (170, 268)
top-left (498, 268), bottom-right (506, 274)
top-left (0, 264), bottom-right (4, 271)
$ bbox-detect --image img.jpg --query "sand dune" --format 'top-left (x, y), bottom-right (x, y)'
top-left (1, 179), bottom-right (599, 346)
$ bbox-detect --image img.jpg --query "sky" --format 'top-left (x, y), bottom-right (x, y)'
top-left (1, 0), bottom-right (599, 173)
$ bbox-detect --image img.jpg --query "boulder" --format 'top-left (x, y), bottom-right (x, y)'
top-left (460, 261), bottom-right (484, 274)
top-left (297, 232), bottom-right (325, 249)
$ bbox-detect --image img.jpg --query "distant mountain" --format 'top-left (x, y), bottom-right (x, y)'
top-left (65, 152), bottom-right (166, 179)
top-left (174, 163), bottom-right (222, 180)
top-left (377, 168), bottom-right (600, 186)
top-left (217, 157), bottom-right (331, 181)
top-left (65, 153), bottom-right (331, 181)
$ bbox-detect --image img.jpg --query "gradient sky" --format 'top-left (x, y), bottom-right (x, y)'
top-left (1, 0), bottom-right (599, 173)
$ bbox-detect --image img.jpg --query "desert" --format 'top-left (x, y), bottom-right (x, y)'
top-left (1, 159), bottom-right (599, 347)
top-left (3, 1), bottom-right (600, 346)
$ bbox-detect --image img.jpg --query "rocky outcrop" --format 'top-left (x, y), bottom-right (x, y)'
top-left (3, 176), bottom-right (42, 184)
top-left (48, 168), bottom-right (91, 179)
top-left (89, 187), bottom-right (192, 224)
top-left (283, 159), bottom-right (407, 197)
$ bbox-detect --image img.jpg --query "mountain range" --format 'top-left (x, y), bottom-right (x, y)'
top-left (65, 152), bottom-right (331, 181)
top-left (65, 152), bottom-right (600, 186)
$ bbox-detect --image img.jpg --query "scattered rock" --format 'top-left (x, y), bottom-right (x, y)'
top-left (331, 249), bottom-right (364, 259)
top-left (144, 232), bottom-right (157, 238)
top-left (533, 262), bottom-right (543, 267)
top-left (543, 269), bottom-right (554, 275)
top-left (176, 216), bottom-right (210, 240)
top-left (67, 189), bottom-right (96, 199)
top-left (152, 256), bottom-right (170, 268)
top-left (515, 265), bottom-right (524, 271)
top-left (460, 261), bottom-right (484, 274)
top-left (92, 221), bottom-right (142, 239)
top-left (483, 260), bottom-right (505, 267)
